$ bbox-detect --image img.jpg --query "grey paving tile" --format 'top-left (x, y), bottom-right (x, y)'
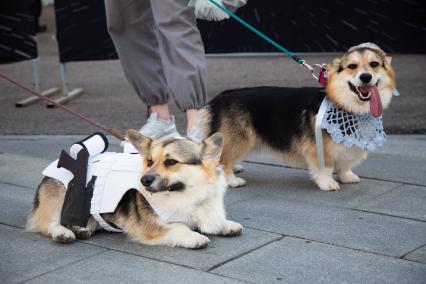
top-left (357, 153), bottom-right (426, 186)
top-left (405, 245), bottom-right (426, 264)
top-left (224, 183), bottom-right (263, 206)
top-left (371, 135), bottom-right (426, 158)
top-left (81, 228), bottom-right (281, 271)
top-left (357, 185), bottom-right (426, 221)
top-left (227, 196), bottom-right (426, 257)
top-left (0, 153), bottom-right (50, 188)
top-left (232, 162), bottom-right (401, 209)
top-left (0, 183), bottom-right (34, 228)
top-left (0, 136), bottom-right (80, 161)
top-left (27, 250), bottom-right (243, 284)
top-left (212, 237), bottom-right (426, 284)
top-left (0, 224), bottom-right (106, 284)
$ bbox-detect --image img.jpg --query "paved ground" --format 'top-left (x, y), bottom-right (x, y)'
top-left (0, 135), bottom-right (425, 283)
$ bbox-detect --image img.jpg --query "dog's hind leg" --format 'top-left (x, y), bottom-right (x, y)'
top-left (220, 133), bottom-right (254, 188)
top-left (110, 189), bottom-right (210, 249)
top-left (27, 177), bottom-right (76, 243)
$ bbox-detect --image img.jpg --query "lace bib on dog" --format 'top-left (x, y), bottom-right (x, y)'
top-left (320, 99), bottom-right (386, 151)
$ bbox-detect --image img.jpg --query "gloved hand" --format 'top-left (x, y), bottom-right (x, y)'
top-left (189, 0), bottom-right (247, 21)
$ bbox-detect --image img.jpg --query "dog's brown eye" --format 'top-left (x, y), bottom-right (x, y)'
top-left (370, 61), bottom-right (379, 68)
top-left (146, 158), bottom-right (153, 167)
top-left (347, 64), bottom-right (357, 69)
top-left (164, 159), bottom-right (179, 167)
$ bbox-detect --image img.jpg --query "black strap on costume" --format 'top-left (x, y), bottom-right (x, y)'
top-left (58, 149), bottom-right (95, 227)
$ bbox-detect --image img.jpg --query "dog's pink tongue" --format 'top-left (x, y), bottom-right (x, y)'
top-left (369, 86), bottom-right (383, 117)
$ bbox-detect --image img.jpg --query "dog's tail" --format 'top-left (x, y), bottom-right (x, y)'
top-left (197, 105), bottom-right (214, 140)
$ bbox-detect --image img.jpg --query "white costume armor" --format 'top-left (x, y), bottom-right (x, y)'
top-left (44, 152), bottom-right (142, 232)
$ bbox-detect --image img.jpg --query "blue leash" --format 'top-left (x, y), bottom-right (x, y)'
top-left (208, 0), bottom-right (301, 63)
top-left (207, 0), bottom-right (319, 75)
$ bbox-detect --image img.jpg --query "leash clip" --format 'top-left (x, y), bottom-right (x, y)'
top-left (300, 61), bottom-right (320, 79)
top-left (300, 61), bottom-right (328, 86)
top-left (300, 60), bottom-right (313, 72)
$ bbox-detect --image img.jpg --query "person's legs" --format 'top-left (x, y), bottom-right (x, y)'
top-left (105, 0), bottom-right (169, 109)
top-left (186, 109), bottom-right (200, 133)
top-left (105, 0), bottom-right (180, 139)
top-left (150, 0), bottom-right (208, 134)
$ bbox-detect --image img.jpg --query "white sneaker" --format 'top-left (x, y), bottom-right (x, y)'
top-left (186, 127), bottom-right (204, 144)
top-left (139, 113), bottom-right (182, 140)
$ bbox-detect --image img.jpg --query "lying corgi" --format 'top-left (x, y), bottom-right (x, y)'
top-left (27, 130), bottom-right (243, 249)
top-left (199, 43), bottom-right (397, 191)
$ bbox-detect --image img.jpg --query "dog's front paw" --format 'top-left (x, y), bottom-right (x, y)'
top-left (220, 220), bottom-right (243, 237)
top-left (50, 225), bottom-right (76, 244)
top-left (338, 170), bottom-right (360, 184)
top-left (166, 223), bottom-right (210, 249)
top-left (316, 176), bottom-right (341, 191)
top-left (180, 232), bottom-right (211, 249)
top-left (227, 176), bottom-right (247, 188)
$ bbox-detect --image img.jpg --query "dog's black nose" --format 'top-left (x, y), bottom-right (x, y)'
top-left (360, 73), bottom-right (372, 84)
top-left (141, 175), bottom-right (155, 186)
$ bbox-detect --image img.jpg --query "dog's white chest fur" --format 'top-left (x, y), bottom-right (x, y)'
top-left (43, 152), bottom-right (192, 231)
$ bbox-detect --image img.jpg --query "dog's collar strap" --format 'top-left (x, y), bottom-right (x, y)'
top-left (315, 98), bottom-right (386, 168)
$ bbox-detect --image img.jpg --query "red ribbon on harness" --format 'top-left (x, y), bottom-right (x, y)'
top-left (318, 67), bottom-right (328, 87)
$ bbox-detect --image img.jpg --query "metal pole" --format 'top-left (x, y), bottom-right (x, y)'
top-left (31, 58), bottom-right (41, 91)
top-left (60, 63), bottom-right (69, 95)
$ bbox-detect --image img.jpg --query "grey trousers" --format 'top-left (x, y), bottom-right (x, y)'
top-left (104, 0), bottom-right (207, 111)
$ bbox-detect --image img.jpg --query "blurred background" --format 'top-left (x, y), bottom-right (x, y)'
top-left (1, 0), bottom-right (425, 135)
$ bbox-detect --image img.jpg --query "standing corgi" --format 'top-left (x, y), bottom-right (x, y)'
top-left (199, 43), bottom-right (397, 191)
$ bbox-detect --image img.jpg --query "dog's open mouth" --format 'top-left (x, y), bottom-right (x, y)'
top-left (348, 81), bottom-right (383, 117)
top-left (348, 81), bottom-right (375, 101)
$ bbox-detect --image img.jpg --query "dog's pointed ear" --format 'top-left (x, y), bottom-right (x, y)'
top-left (127, 129), bottom-right (152, 155)
top-left (202, 132), bottom-right (223, 162)
top-left (385, 55), bottom-right (392, 66)
top-left (326, 58), bottom-right (342, 73)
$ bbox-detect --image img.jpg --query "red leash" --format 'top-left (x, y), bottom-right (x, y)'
top-left (0, 72), bottom-right (126, 141)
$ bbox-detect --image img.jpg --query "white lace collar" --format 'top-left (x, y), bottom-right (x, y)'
top-left (320, 98), bottom-right (386, 151)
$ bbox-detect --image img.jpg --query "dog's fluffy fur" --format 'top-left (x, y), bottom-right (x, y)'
top-left (27, 131), bottom-right (243, 248)
top-left (199, 43), bottom-right (396, 191)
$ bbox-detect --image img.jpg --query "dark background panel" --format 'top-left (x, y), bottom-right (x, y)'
top-left (52, 0), bottom-right (426, 64)
top-left (0, 0), bottom-right (38, 64)
top-left (54, 0), bottom-right (118, 63)
top-left (198, 0), bottom-right (426, 53)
